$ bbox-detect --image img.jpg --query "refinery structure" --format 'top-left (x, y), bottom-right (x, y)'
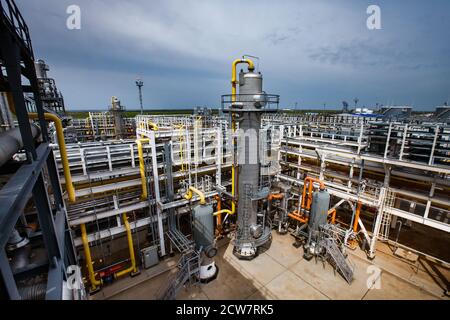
top-left (0, 1), bottom-right (449, 301)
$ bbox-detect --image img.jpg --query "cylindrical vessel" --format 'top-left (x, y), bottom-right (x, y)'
top-left (233, 70), bottom-right (271, 259)
top-left (192, 204), bottom-right (216, 257)
top-left (308, 189), bottom-right (331, 233)
top-left (192, 204), bottom-right (218, 282)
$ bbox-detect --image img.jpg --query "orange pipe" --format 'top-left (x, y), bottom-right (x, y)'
top-left (301, 177), bottom-right (325, 210)
top-left (268, 193), bottom-right (284, 201)
top-left (353, 202), bottom-right (362, 232)
top-left (328, 208), bottom-right (336, 224)
top-left (288, 210), bottom-right (308, 223)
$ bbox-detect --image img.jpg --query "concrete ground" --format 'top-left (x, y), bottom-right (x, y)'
top-left (96, 232), bottom-right (450, 300)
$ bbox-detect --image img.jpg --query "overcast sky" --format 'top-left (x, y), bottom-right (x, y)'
top-left (18, 0), bottom-right (450, 111)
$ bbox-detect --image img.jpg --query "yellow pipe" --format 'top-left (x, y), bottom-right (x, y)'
top-left (7, 94), bottom-right (76, 203)
top-left (214, 195), bottom-right (222, 227)
top-left (231, 58), bottom-right (255, 101)
top-left (213, 209), bottom-right (234, 216)
top-left (28, 113), bottom-right (76, 202)
top-left (229, 58), bottom-right (255, 216)
top-left (114, 213), bottom-right (138, 278)
top-left (146, 119), bottom-right (159, 131)
top-left (136, 138), bottom-right (150, 200)
top-left (80, 223), bottom-right (102, 290)
top-left (184, 186), bottom-right (206, 205)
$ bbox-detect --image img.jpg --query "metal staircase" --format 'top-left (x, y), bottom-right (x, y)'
top-left (166, 229), bottom-right (194, 253)
top-left (159, 250), bottom-right (201, 300)
top-left (321, 237), bottom-right (354, 284)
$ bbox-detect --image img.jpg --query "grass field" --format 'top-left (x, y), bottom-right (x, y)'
top-left (65, 108), bottom-right (343, 119)
top-left (66, 109), bottom-right (195, 119)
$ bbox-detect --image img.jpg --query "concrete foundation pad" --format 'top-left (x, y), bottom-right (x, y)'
top-left (99, 231), bottom-right (449, 300)
top-left (363, 271), bottom-right (439, 300)
top-left (223, 242), bottom-right (286, 288)
top-left (258, 270), bottom-right (329, 300)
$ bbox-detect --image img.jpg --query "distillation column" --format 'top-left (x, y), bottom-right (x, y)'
top-left (228, 65), bottom-right (277, 259)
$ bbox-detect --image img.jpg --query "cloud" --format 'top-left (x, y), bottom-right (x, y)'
top-left (17, 0), bottom-right (450, 110)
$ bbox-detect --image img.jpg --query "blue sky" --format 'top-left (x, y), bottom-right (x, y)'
top-left (19, 0), bottom-right (450, 110)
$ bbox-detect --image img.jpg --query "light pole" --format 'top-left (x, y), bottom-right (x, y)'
top-left (135, 78), bottom-right (144, 114)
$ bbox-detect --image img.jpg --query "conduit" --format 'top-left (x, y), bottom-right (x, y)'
top-left (80, 223), bottom-right (102, 291)
top-left (6, 93), bottom-right (76, 202)
top-left (114, 213), bottom-right (138, 278)
top-left (213, 209), bottom-right (234, 216)
top-left (228, 58), bottom-right (255, 216)
top-left (288, 177), bottom-right (331, 224)
top-left (28, 113), bottom-right (76, 203)
top-left (214, 195), bottom-right (222, 227)
top-left (287, 210), bottom-right (308, 223)
top-left (328, 208), bottom-right (337, 224)
top-left (146, 120), bottom-right (159, 131)
top-left (353, 202), bottom-right (362, 232)
top-left (184, 186), bottom-right (206, 205)
top-left (268, 193), bottom-right (284, 201)
top-left (0, 124), bottom-right (40, 167)
top-left (136, 138), bottom-right (150, 200)
top-left (301, 177), bottom-right (325, 210)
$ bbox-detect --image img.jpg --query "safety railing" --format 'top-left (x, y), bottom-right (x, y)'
top-left (221, 93), bottom-right (279, 112)
top-left (0, 0), bottom-right (34, 58)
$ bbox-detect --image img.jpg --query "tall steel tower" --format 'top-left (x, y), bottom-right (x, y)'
top-left (135, 78), bottom-right (144, 114)
top-left (222, 59), bottom-right (279, 259)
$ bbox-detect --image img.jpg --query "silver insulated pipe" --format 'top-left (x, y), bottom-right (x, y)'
top-left (0, 123), bottom-right (41, 167)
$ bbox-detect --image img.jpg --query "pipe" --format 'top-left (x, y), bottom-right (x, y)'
top-left (114, 213), bottom-right (138, 278)
top-left (328, 208), bottom-right (337, 224)
top-left (136, 138), bottom-right (150, 200)
top-left (214, 195), bottom-right (222, 227)
top-left (353, 202), bottom-right (362, 232)
top-left (301, 177), bottom-right (325, 210)
top-left (268, 193), bottom-right (284, 201)
top-left (231, 58), bottom-right (255, 100)
top-left (213, 209), bottom-right (234, 216)
top-left (0, 124), bottom-right (41, 167)
top-left (184, 186), bottom-right (206, 205)
top-left (80, 223), bottom-right (102, 291)
top-left (287, 210), bottom-right (308, 223)
top-left (28, 113), bottom-right (76, 202)
top-left (229, 58), bottom-right (254, 216)
top-left (146, 119), bottom-right (159, 131)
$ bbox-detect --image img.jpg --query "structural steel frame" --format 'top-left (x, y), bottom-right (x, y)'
top-left (0, 0), bottom-right (77, 300)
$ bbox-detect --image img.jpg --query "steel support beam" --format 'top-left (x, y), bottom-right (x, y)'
top-left (0, 144), bottom-right (50, 248)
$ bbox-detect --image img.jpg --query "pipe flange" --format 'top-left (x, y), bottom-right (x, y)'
top-left (6, 237), bottom-right (29, 252)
